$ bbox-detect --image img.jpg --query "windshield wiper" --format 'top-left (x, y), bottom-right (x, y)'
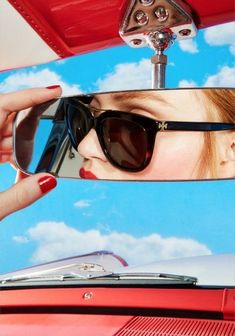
top-left (97, 272), bottom-right (197, 284)
top-left (0, 262), bottom-right (110, 284)
top-left (0, 273), bottom-right (87, 284)
top-left (0, 271), bottom-right (197, 285)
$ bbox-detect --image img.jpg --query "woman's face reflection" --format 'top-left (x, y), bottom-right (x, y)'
top-left (76, 90), bottom-right (230, 180)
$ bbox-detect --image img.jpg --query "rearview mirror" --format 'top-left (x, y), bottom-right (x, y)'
top-left (13, 88), bottom-right (235, 181)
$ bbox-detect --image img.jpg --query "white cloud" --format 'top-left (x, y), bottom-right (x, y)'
top-left (19, 221), bottom-right (211, 265)
top-left (0, 68), bottom-right (82, 95)
top-left (178, 79), bottom-right (198, 88)
top-left (95, 58), bottom-right (152, 91)
top-left (13, 235), bottom-right (29, 244)
top-left (55, 59), bottom-right (67, 65)
top-left (179, 65), bottom-right (235, 87)
top-left (230, 44), bottom-right (235, 56)
top-left (74, 199), bottom-right (91, 208)
top-left (178, 39), bottom-right (199, 54)
top-left (204, 65), bottom-right (235, 87)
top-left (204, 22), bottom-right (235, 55)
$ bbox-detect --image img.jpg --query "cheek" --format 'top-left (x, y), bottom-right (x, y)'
top-left (142, 132), bottom-right (204, 179)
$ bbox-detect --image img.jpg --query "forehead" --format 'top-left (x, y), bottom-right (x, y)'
top-left (92, 89), bottom-right (210, 121)
top-left (93, 89), bottom-right (205, 112)
top-left (94, 89), bottom-right (202, 103)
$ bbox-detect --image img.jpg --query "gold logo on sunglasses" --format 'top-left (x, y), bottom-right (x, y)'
top-left (158, 121), bottom-right (168, 131)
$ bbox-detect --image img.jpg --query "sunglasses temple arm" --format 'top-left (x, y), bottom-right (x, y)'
top-left (165, 122), bottom-right (235, 132)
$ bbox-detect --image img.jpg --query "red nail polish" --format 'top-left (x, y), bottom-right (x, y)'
top-left (46, 85), bottom-right (61, 89)
top-left (38, 176), bottom-right (57, 194)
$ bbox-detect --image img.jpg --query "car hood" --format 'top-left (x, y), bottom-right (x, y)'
top-left (116, 253), bottom-right (235, 286)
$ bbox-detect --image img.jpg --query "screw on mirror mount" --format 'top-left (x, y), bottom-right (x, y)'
top-left (119, 0), bottom-right (197, 89)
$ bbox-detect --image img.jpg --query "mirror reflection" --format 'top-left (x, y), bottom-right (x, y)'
top-left (14, 88), bottom-right (235, 181)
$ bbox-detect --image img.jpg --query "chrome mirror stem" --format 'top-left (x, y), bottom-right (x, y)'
top-left (148, 29), bottom-right (175, 88)
top-left (151, 52), bottom-right (167, 89)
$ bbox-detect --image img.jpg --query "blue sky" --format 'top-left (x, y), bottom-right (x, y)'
top-left (0, 22), bottom-right (234, 274)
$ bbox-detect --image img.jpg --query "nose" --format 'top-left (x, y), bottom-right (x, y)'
top-left (77, 129), bottom-right (107, 161)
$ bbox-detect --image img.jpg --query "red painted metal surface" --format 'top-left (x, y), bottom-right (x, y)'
top-left (8, 0), bottom-right (235, 57)
top-left (0, 314), bottom-right (133, 336)
top-left (1, 287), bottom-right (235, 335)
top-left (115, 316), bottom-right (235, 336)
top-left (1, 287), bottom-right (235, 318)
top-left (0, 315), bottom-right (235, 336)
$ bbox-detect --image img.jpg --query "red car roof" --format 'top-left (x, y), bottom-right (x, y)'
top-left (1, 0), bottom-right (234, 71)
top-left (9, 0), bottom-right (235, 56)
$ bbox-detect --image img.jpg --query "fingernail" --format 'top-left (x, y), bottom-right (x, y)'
top-left (46, 85), bottom-right (61, 90)
top-left (38, 176), bottom-right (57, 194)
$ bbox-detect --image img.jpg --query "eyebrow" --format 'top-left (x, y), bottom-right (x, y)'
top-left (96, 91), bottom-right (173, 108)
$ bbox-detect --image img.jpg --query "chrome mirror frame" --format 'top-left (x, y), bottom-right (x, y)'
top-left (13, 88), bottom-right (235, 182)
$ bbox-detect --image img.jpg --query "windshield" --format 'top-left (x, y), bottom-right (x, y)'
top-left (0, 22), bottom-right (234, 287)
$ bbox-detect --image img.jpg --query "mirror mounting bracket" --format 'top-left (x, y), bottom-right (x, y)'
top-left (119, 0), bottom-right (197, 89)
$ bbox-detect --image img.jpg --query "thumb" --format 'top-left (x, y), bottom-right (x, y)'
top-left (0, 173), bottom-right (57, 220)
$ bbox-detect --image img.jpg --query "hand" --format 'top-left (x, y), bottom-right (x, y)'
top-left (0, 86), bottom-right (62, 220)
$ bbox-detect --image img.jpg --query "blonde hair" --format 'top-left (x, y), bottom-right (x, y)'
top-left (197, 88), bottom-right (235, 178)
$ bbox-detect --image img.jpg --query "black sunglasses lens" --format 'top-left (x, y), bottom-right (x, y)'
top-left (101, 118), bottom-right (149, 171)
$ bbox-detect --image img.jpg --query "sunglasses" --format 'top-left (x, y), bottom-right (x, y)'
top-left (64, 98), bottom-right (235, 172)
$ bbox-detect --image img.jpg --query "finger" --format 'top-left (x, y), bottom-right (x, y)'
top-left (1, 112), bottom-right (16, 137)
top-left (0, 153), bottom-right (13, 164)
top-left (2, 122), bottom-right (13, 137)
top-left (15, 170), bottom-right (29, 183)
top-left (0, 136), bottom-right (12, 152)
top-left (0, 86), bottom-right (62, 123)
top-left (0, 173), bottom-right (57, 220)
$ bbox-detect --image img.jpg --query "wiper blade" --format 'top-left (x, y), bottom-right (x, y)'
top-left (94, 272), bottom-right (198, 284)
top-left (0, 271), bottom-right (197, 285)
top-left (0, 273), bottom-right (87, 284)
